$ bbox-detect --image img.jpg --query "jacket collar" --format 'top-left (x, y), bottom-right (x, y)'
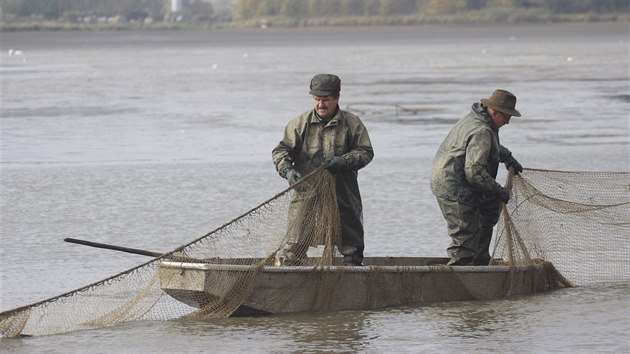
top-left (310, 106), bottom-right (341, 127)
top-left (472, 102), bottom-right (498, 131)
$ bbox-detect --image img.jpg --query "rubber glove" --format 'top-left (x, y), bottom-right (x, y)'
top-left (323, 156), bottom-right (347, 173)
top-left (504, 154), bottom-right (523, 174)
top-left (286, 168), bottom-right (302, 186)
top-left (497, 187), bottom-right (510, 204)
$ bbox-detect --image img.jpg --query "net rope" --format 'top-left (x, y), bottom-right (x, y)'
top-left (1, 168), bottom-right (628, 337)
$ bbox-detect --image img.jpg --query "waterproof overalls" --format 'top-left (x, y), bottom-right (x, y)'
top-left (272, 106), bottom-right (373, 264)
top-left (430, 103), bottom-right (513, 265)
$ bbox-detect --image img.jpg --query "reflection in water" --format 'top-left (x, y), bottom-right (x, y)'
top-left (167, 311), bottom-right (370, 353)
top-left (431, 301), bottom-right (511, 339)
top-left (359, 284), bottom-right (629, 353)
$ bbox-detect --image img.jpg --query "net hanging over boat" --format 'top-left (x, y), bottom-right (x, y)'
top-left (1, 168), bottom-right (628, 337)
top-left (493, 169), bottom-right (630, 287)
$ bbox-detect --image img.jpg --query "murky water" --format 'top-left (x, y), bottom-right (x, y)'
top-left (1, 23), bottom-right (628, 352)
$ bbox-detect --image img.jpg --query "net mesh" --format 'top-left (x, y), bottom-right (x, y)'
top-left (1, 168), bottom-right (628, 337)
top-left (492, 169), bottom-right (630, 287)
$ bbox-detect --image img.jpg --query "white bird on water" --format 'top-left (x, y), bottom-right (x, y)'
top-left (8, 49), bottom-right (27, 63)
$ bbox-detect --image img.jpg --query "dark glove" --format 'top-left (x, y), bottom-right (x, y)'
top-left (286, 168), bottom-right (302, 186)
top-left (504, 154), bottom-right (523, 174)
top-left (497, 187), bottom-right (510, 204)
top-left (323, 156), bottom-right (347, 173)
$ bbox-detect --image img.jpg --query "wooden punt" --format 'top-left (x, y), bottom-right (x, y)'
top-left (158, 257), bottom-right (562, 316)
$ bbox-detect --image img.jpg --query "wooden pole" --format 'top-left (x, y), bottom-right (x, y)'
top-left (64, 238), bottom-right (163, 257)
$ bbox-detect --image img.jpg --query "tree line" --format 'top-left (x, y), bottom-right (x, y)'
top-left (1, 0), bottom-right (224, 23)
top-left (233, 0), bottom-right (628, 19)
top-left (1, 0), bottom-right (168, 20)
top-left (1, 0), bottom-right (627, 25)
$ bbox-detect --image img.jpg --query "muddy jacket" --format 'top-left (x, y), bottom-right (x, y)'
top-left (430, 102), bottom-right (511, 204)
top-left (273, 107), bottom-right (373, 177)
top-left (272, 107), bottom-right (374, 252)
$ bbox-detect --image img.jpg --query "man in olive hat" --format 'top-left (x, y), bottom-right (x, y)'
top-left (430, 89), bottom-right (523, 266)
top-left (272, 73), bottom-right (374, 266)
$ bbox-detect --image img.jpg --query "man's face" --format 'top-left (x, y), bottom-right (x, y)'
top-left (490, 109), bottom-right (511, 129)
top-left (313, 95), bottom-right (339, 120)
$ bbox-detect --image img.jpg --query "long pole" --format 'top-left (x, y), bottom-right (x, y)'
top-left (64, 238), bottom-right (163, 257)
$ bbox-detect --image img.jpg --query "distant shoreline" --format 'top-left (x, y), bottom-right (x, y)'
top-left (2, 22), bottom-right (626, 53)
top-left (1, 10), bottom-right (628, 32)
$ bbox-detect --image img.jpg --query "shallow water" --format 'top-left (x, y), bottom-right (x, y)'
top-left (1, 23), bottom-right (629, 352)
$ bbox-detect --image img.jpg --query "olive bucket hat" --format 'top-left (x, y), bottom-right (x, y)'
top-left (480, 89), bottom-right (521, 117)
top-left (309, 74), bottom-right (341, 97)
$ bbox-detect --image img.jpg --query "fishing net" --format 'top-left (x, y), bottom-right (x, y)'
top-left (1, 168), bottom-right (628, 337)
top-left (492, 169), bottom-right (630, 287)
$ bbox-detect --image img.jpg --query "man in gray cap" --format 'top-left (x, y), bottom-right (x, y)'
top-left (430, 89), bottom-right (523, 266)
top-left (272, 73), bottom-right (374, 266)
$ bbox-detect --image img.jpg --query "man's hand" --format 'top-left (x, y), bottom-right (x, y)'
top-left (504, 154), bottom-right (523, 174)
top-left (323, 156), bottom-right (347, 173)
top-left (286, 168), bottom-right (302, 185)
top-left (498, 187), bottom-right (510, 204)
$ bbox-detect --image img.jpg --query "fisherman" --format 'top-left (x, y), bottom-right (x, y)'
top-left (272, 73), bottom-right (374, 266)
top-left (430, 89), bottom-right (523, 266)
